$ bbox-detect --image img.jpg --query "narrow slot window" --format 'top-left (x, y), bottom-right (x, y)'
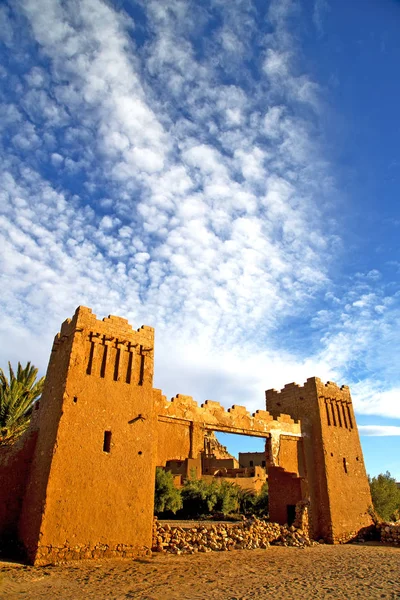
top-left (343, 457), bottom-right (348, 474)
top-left (103, 431), bottom-right (112, 453)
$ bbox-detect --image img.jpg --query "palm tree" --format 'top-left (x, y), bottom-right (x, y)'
top-left (0, 362), bottom-right (45, 446)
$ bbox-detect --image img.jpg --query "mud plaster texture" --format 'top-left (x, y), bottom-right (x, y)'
top-left (0, 306), bottom-right (373, 565)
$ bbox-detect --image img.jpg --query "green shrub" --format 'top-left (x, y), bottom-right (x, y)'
top-left (238, 488), bottom-right (257, 514)
top-left (214, 481), bottom-right (241, 515)
top-left (369, 471), bottom-right (400, 522)
top-left (180, 478), bottom-right (219, 517)
top-left (154, 468), bottom-right (182, 515)
top-left (254, 482), bottom-right (269, 516)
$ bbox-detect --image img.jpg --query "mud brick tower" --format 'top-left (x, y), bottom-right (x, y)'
top-left (18, 307), bottom-right (156, 564)
top-left (266, 377), bottom-right (373, 542)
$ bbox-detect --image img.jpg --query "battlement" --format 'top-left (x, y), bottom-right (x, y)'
top-left (154, 391), bottom-right (301, 438)
top-left (266, 377), bottom-right (351, 399)
top-left (51, 306), bottom-right (154, 388)
top-left (58, 306), bottom-right (154, 339)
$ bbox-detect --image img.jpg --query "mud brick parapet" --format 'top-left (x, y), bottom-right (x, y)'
top-left (155, 392), bottom-right (301, 437)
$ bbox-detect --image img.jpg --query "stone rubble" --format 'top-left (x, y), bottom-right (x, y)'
top-left (152, 517), bottom-right (318, 554)
top-left (379, 522), bottom-right (400, 545)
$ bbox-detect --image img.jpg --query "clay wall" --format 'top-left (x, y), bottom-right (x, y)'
top-left (18, 328), bottom-right (76, 561)
top-left (202, 457), bottom-right (238, 473)
top-left (0, 429), bottom-right (37, 549)
top-left (314, 379), bottom-right (372, 542)
top-left (268, 467), bottom-right (303, 526)
top-left (202, 471), bottom-right (267, 493)
top-left (156, 420), bottom-right (192, 466)
top-left (165, 457), bottom-right (202, 480)
top-left (19, 307), bottom-right (157, 564)
top-left (277, 436), bottom-right (305, 478)
top-left (239, 452), bottom-right (266, 468)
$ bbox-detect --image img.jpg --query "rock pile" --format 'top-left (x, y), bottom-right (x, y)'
top-left (380, 523), bottom-right (400, 545)
top-left (153, 517), bottom-right (317, 554)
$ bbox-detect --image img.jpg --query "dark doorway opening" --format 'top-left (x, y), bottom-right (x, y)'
top-left (287, 504), bottom-right (296, 526)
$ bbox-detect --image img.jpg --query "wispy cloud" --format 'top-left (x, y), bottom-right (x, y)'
top-left (359, 425), bottom-right (400, 437)
top-left (0, 0), bottom-right (399, 424)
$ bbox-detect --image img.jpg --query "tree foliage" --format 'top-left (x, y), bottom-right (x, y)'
top-left (180, 478), bottom-right (220, 517)
top-left (214, 480), bottom-right (240, 515)
top-left (154, 467), bottom-right (183, 515)
top-left (154, 470), bottom-right (269, 519)
top-left (0, 362), bottom-right (45, 446)
top-left (369, 471), bottom-right (400, 522)
top-left (254, 482), bottom-right (269, 516)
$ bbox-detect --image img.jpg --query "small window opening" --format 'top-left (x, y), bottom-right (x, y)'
top-left (249, 460), bottom-right (254, 467)
top-left (138, 450), bottom-right (143, 456)
top-left (343, 457), bottom-right (348, 474)
top-left (262, 460), bottom-right (266, 468)
top-left (330, 452), bottom-right (334, 457)
top-left (103, 431), bottom-right (112, 453)
top-left (35, 401), bottom-right (40, 410)
top-left (73, 396), bottom-right (78, 403)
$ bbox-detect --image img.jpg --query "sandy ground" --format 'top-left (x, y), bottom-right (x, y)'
top-left (0, 544), bottom-right (399, 600)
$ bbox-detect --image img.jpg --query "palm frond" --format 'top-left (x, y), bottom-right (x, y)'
top-left (0, 361), bottom-right (45, 446)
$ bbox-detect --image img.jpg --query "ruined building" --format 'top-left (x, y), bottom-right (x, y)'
top-left (0, 307), bottom-right (373, 564)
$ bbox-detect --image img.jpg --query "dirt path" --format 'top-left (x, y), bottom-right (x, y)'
top-left (1, 544), bottom-right (399, 599)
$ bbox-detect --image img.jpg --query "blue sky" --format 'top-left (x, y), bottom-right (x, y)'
top-left (0, 0), bottom-right (399, 479)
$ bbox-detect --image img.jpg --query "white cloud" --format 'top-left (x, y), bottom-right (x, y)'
top-left (359, 425), bottom-right (400, 437)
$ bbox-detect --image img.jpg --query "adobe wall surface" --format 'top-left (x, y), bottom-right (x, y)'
top-left (19, 307), bottom-right (157, 564)
top-left (18, 327), bottom-right (75, 561)
top-left (0, 428), bottom-right (37, 549)
top-left (266, 378), bottom-right (373, 542)
top-left (314, 379), bottom-right (373, 542)
top-left (268, 467), bottom-right (302, 526)
top-left (239, 452), bottom-right (266, 468)
top-left (156, 418), bottom-right (192, 466)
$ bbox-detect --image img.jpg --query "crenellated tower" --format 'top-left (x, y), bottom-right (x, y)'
top-left (266, 377), bottom-right (373, 542)
top-left (18, 306), bottom-right (156, 564)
